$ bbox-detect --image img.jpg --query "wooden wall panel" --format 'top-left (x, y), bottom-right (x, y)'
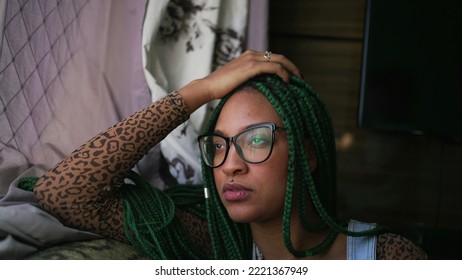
top-left (270, 0), bottom-right (366, 39)
top-left (268, 0), bottom-right (462, 258)
top-left (269, 37), bottom-right (363, 131)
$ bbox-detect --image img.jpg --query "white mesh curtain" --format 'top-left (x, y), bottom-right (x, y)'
top-left (0, 0), bottom-right (268, 192)
top-left (0, 0), bottom-right (151, 193)
top-left (0, 0), bottom-right (268, 259)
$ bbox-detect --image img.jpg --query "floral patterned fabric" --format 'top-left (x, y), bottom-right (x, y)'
top-left (142, 0), bottom-right (249, 186)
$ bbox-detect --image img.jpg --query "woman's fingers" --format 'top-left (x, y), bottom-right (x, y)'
top-left (206, 50), bottom-right (301, 98)
top-left (243, 50), bottom-right (301, 78)
top-left (261, 52), bottom-right (302, 79)
top-left (178, 50), bottom-right (301, 113)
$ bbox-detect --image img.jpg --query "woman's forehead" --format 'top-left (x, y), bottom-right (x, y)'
top-left (214, 89), bottom-right (282, 134)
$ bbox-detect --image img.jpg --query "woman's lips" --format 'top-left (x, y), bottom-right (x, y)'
top-left (222, 183), bottom-right (252, 201)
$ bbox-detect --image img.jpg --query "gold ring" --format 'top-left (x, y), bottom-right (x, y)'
top-left (264, 51), bottom-right (272, 62)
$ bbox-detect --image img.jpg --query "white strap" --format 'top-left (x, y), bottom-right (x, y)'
top-left (347, 219), bottom-right (377, 260)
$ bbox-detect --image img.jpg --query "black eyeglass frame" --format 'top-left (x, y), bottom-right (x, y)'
top-left (197, 122), bottom-right (286, 168)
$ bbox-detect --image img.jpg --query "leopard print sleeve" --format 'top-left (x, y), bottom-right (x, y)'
top-left (376, 233), bottom-right (428, 260)
top-left (34, 92), bottom-right (189, 242)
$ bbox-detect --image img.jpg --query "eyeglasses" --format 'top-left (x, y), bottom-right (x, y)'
top-left (198, 123), bottom-right (286, 168)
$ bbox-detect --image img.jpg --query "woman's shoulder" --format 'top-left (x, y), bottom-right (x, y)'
top-left (376, 232), bottom-right (428, 260)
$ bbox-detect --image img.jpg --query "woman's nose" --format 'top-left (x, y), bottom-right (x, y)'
top-left (220, 143), bottom-right (248, 176)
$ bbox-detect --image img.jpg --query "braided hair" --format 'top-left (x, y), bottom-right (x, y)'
top-left (122, 74), bottom-right (385, 259)
top-left (201, 74), bottom-right (385, 258)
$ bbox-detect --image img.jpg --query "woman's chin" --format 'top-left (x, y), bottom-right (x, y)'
top-left (225, 207), bottom-right (256, 223)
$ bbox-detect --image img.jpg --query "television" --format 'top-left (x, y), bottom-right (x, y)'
top-left (358, 0), bottom-right (462, 137)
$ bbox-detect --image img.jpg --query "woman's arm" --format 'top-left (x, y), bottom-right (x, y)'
top-left (34, 92), bottom-right (189, 241)
top-left (376, 233), bottom-right (428, 260)
top-left (34, 50), bottom-right (301, 241)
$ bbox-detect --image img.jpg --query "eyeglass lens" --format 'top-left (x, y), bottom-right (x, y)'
top-left (199, 125), bottom-right (275, 168)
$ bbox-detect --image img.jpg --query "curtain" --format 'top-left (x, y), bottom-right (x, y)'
top-left (246, 0), bottom-right (268, 52)
top-left (0, 0), bottom-right (270, 258)
top-left (0, 0), bottom-right (152, 258)
top-left (0, 0), bottom-right (151, 194)
top-left (141, 0), bottom-right (249, 187)
top-left (0, 0), bottom-right (268, 191)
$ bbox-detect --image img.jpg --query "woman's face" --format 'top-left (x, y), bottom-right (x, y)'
top-left (213, 88), bottom-right (289, 225)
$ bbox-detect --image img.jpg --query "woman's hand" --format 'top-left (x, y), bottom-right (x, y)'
top-left (178, 50), bottom-right (301, 113)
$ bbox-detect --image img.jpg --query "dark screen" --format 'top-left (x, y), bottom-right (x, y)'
top-left (358, 0), bottom-right (462, 136)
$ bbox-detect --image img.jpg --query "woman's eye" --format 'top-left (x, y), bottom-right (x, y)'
top-left (213, 142), bottom-right (225, 151)
top-left (248, 135), bottom-right (269, 147)
top-left (251, 136), bottom-right (263, 145)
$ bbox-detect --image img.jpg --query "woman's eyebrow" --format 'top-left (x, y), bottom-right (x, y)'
top-left (213, 122), bottom-right (269, 136)
top-left (213, 129), bottom-right (225, 136)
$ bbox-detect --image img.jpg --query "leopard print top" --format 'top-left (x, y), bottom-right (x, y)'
top-left (33, 92), bottom-right (427, 260)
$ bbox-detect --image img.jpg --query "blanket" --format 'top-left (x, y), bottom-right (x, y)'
top-left (0, 165), bottom-right (100, 259)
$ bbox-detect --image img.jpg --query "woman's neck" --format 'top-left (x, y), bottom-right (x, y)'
top-left (249, 215), bottom-right (346, 260)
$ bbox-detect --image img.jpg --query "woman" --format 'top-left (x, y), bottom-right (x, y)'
top-left (33, 50), bottom-right (426, 259)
